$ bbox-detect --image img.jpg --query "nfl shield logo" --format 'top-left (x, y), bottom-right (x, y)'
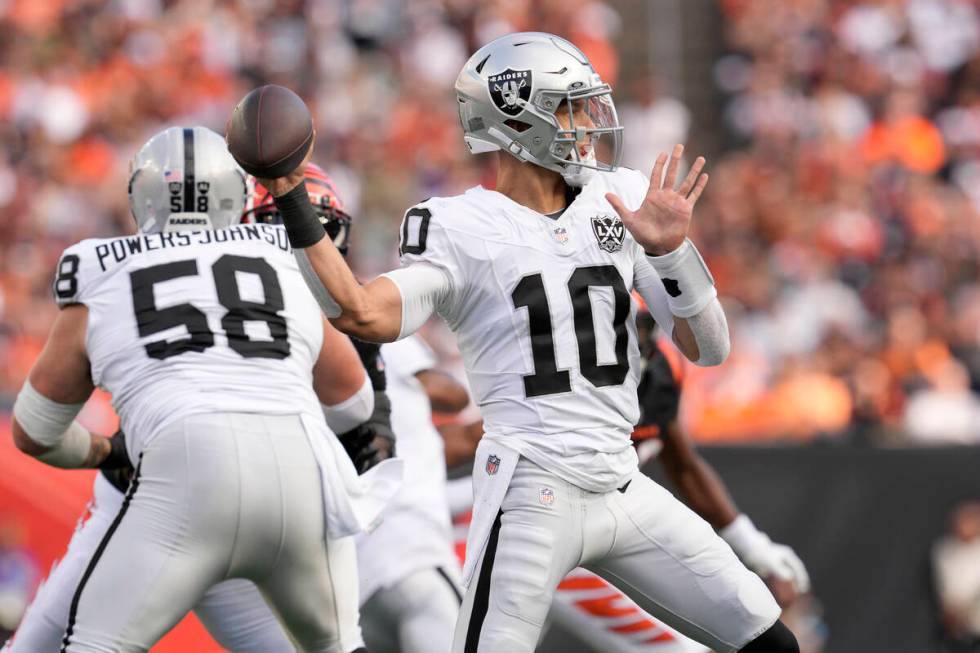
top-left (488, 69), bottom-right (532, 117)
top-left (591, 214), bottom-right (626, 253)
top-left (486, 454), bottom-right (501, 476)
top-left (553, 226), bottom-right (569, 244)
top-left (539, 487), bottom-right (555, 506)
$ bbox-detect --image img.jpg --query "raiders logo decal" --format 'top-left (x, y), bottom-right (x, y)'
top-left (488, 69), bottom-right (532, 116)
top-left (591, 214), bottom-right (626, 253)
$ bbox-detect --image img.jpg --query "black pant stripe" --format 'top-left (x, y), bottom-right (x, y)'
top-left (61, 455), bottom-right (143, 652)
top-left (182, 127), bottom-right (195, 212)
top-left (464, 510), bottom-right (503, 653)
top-left (436, 566), bottom-right (463, 606)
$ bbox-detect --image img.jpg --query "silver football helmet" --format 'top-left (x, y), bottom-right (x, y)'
top-left (128, 126), bottom-right (247, 233)
top-left (455, 32), bottom-right (623, 186)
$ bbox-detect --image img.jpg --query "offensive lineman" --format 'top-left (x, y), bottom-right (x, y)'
top-left (258, 32), bottom-right (799, 653)
top-left (9, 126), bottom-right (401, 652)
top-left (5, 157), bottom-right (391, 653)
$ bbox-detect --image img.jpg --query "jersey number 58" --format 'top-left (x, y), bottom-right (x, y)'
top-left (130, 255), bottom-right (290, 360)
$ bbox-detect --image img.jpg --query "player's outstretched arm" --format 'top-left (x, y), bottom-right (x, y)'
top-left (12, 305), bottom-right (116, 469)
top-left (609, 144), bottom-right (730, 366)
top-left (658, 419), bottom-right (810, 602)
top-left (258, 162), bottom-right (442, 343)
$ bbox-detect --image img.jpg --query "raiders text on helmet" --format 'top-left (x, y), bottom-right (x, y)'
top-left (455, 32), bottom-right (623, 186)
top-left (128, 126), bottom-right (248, 233)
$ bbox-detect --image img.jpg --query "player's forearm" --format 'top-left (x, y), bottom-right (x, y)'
top-left (271, 182), bottom-right (402, 341)
top-left (12, 381), bottom-right (109, 469)
top-left (638, 239), bottom-right (729, 366)
top-left (672, 299), bottom-right (730, 366)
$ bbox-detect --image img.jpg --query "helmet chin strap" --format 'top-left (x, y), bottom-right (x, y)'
top-left (561, 149), bottom-right (597, 187)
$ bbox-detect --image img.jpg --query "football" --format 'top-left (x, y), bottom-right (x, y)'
top-left (226, 84), bottom-right (314, 178)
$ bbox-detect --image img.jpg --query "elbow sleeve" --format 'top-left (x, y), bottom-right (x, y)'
top-left (380, 264), bottom-right (453, 340)
top-left (686, 299), bottom-right (731, 367)
top-left (295, 249), bottom-right (342, 318)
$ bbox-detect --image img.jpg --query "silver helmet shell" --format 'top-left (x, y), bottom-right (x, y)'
top-left (128, 126), bottom-right (248, 233)
top-left (455, 32), bottom-right (623, 186)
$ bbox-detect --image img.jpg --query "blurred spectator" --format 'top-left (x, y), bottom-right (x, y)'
top-left (618, 72), bottom-right (690, 172)
top-left (934, 502), bottom-right (980, 650)
top-left (1, 0), bottom-right (978, 446)
top-left (0, 518), bottom-right (38, 641)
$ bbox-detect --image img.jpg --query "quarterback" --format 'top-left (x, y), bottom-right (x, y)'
top-left (262, 32), bottom-right (798, 653)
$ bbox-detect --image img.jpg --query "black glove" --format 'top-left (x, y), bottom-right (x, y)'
top-left (338, 423), bottom-right (394, 474)
top-left (99, 429), bottom-right (131, 471)
top-left (99, 430), bottom-right (135, 493)
top-left (338, 391), bottom-right (396, 474)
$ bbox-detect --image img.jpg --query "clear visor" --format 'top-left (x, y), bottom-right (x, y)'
top-left (547, 85), bottom-right (623, 171)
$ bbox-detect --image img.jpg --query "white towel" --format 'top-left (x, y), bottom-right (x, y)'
top-left (461, 438), bottom-right (520, 587)
top-left (300, 413), bottom-right (405, 540)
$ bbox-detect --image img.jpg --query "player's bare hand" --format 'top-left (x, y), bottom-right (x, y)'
top-left (605, 144), bottom-right (708, 256)
top-left (768, 576), bottom-right (801, 608)
top-left (255, 133), bottom-right (315, 198)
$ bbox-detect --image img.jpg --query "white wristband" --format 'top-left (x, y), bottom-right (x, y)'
top-left (37, 421), bottom-right (93, 468)
top-left (646, 239), bottom-right (717, 318)
top-left (719, 514), bottom-right (770, 559)
top-left (322, 375), bottom-right (374, 434)
top-left (13, 379), bottom-right (85, 447)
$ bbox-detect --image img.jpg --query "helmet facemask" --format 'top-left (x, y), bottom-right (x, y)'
top-left (242, 166), bottom-right (353, 255)
top-left (543, 85), bottom-right (623, 186)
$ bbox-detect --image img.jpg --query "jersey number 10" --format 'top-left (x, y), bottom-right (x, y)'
top-left (130, 255), bottom-right (290, 360)
top-left (512, 265), bottom-right (631, 398)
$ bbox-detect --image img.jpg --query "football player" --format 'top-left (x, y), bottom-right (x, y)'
top-left (7, 127), bottom-right (402, 652)
top-left (260, 31), bottom-right (799, 653)
top-left (5, 159), bottom-right (397, 653)
top-left (445, 304), bottom-right (810, 652)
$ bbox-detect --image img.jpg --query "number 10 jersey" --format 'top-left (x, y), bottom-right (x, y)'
top-left (397, 168), bottom-right (691, 492)
top-left (53, 224), bottom-right (325, 454)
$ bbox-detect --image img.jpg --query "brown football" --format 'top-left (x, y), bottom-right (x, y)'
top-left (226, 85), bottom-right (313, 178)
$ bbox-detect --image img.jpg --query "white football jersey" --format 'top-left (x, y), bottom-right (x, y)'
top-left (53, 224), bottom-right (325, 454)
top-left (398, 167), bottom-right (677, 491)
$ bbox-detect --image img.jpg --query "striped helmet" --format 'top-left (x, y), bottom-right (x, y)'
top-left (128, 126), bottom-right (248, 233)
top-left (242, 163), bottom-right (352, 255)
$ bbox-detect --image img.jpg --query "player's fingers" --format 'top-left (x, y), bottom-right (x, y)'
top-left (678, 156), bottom-right (705, 196)
top-left (605, 193), bottom-right (632, 222)
top-left (664, 143), bottom-right (683, 189)
top-left (649, 152), bottom-right (668, 191)
top-left (688, 173), bottom-right (709, 205)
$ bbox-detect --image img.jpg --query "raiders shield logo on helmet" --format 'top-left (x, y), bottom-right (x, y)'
top-left (591, 214), bottom-right (626, 253)
top-left (488, 69), bottom-right (532, 116)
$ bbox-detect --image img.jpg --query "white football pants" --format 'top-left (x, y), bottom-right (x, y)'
top-left (452, 458), bottom-right (780, 653)
top-left (360, 566), bottom-right (462, 653)
top-left (50, 412), bottom-right (362, 653)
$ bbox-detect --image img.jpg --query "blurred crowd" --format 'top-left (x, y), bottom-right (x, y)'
top-left (0, 0), bottom-right (978, 445)
top-left (682, 0), bottom-right (980, 444)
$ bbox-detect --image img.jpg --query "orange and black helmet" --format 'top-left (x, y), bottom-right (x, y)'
top-left (242, 163), bottom-right (352, 254)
